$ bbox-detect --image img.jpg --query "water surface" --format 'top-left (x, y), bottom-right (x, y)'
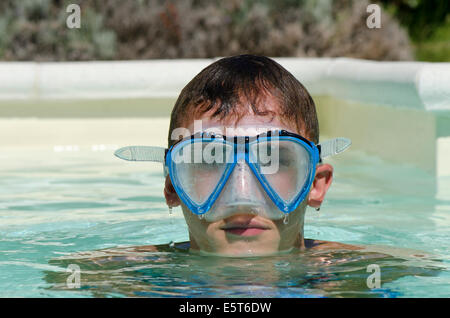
top-left (0, 147), bottom-right (448, 297)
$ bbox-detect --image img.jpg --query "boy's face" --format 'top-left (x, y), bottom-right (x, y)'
top-left (164, 96), bottom-right (333, 257)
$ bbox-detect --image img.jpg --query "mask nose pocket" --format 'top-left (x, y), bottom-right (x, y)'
top-left (203, 156), bottom-right (289, 222)
top-left (216, 159), bottom-right (266, 205)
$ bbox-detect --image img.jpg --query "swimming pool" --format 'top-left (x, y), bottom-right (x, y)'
top-left (0, 114), bottom-right (448, 297)
top-left (0, 58), bottom-right (449, 297)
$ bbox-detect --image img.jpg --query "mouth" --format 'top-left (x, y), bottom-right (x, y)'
top-left (220, 216), bottom-right (270, 237)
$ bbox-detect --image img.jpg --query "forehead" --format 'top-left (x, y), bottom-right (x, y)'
top-left (185, 96), bottom-right (305, 137)
top-left (187, 115), bottom-right (294, 137)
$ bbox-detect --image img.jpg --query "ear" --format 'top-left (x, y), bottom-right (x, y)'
top-left (164, 176), bottom-right (181, 207)
top-left (307, 163), bottom-right (333, 208)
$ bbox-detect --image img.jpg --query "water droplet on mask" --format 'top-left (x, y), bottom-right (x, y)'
top-left (169, 241), bottom-right (175, 248)
top-left (283, 214), bottom-right (289, 225)
top-left (198, 214), bottom-right (205, 220)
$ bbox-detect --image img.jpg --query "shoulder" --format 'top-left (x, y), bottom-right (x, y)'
top-left (49, 244), bottom-right (172, 267)
top-left (304, 239), bottom-right (363, 251)
top-left (132, 241), bottom-right (190, 252)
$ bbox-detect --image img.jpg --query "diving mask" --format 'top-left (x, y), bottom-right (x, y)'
top-left (114, 129), bottom-right (351, 222)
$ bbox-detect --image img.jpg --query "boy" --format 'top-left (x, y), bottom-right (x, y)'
top-left (116, 54), bottom-right (352, 257)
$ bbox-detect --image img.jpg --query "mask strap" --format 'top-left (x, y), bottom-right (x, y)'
top-left (318, 138), bottom-right (352, 160)
top-left (114, 145), bottom-right (166, 162)
top-left (114, 145), bottom-right (168, 175)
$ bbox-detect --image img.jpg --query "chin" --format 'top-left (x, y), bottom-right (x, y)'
top-left (203, 241), bottom-right (284, 258)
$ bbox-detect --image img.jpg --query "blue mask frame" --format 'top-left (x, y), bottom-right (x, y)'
top-left (165, 130), bottom-right (320, 216)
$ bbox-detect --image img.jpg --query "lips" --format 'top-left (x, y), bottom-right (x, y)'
top-left (220, 216), bottom-right (270, 237)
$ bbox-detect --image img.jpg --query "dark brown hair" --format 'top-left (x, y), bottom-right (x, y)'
top-left (168, 54), bottom-right (319, 146)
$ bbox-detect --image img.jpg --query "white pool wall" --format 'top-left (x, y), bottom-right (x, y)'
top-left (1, 58), bottom-right (449, 110)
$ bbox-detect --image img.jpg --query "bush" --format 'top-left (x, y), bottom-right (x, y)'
top-left (0, 0), bottom-right (115, 61)
top-left (0, 0), bottom-right (413, 61)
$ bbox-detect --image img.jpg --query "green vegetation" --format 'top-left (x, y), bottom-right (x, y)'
top-left (415, 17), bottom-right (450, 62)
top-left (0, 0), bottom-right (447, 61)
top-left (0, 0), bottom-right (115, 60)
top-left (379, 0), bottom-right (450, 61)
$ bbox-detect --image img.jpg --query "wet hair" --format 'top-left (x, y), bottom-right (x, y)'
top-left (168, 54), bottom-right (319, 146)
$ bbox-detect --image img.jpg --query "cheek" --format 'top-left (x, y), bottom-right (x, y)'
top-left (274, 203), bottom-right (305, 232)
top-left (265, 170), bottom-right (297, 198)
top-left (182, 206), bottom-right (204, 231)
top-left (181, 205), bottom-right (222, 241)
top-left (189, 168), bottom-right (225, 202)
top-left (192, 172), bottom-right (216, 198)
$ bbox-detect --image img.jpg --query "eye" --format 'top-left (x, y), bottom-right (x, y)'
top-left (279, 157), bottom-right (293, 167)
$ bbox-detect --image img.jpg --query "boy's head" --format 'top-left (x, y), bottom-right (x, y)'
top-left (168, 54), bottom-right (319, 147)
top-left (164, 54), bottom-right (333, 257)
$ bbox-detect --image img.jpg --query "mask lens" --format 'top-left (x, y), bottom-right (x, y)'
top-left (249, 139), bottom-right (312, 205)
top-left (171, 139), bottom-right (233, 206)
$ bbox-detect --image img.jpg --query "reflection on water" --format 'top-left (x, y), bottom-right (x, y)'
top-left (44, 242), bottom-right (444, 298)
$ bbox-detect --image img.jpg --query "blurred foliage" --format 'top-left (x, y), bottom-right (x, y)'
top-left (0, 0), bottom-right (116, 60)
top-left (379, 0), bottom-right (449, 41)
top-left (0, 0), bottom-right (418, 61)
top-left (414, 16), bottom-right (450, 62)
top-left (379, 0), bottom-right (450, 61)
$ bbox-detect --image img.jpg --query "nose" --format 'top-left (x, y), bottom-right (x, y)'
top-left (218, 159), bottom-right (266, 204)
top-left (231, 160), bottom-right (252, 198)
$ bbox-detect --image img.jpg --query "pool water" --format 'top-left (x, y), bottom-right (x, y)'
top-left (0, 146), bottom-right (449, 297)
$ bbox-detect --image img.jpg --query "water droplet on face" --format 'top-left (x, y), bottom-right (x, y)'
top-left (168, 207), bottom-right (174, 225)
